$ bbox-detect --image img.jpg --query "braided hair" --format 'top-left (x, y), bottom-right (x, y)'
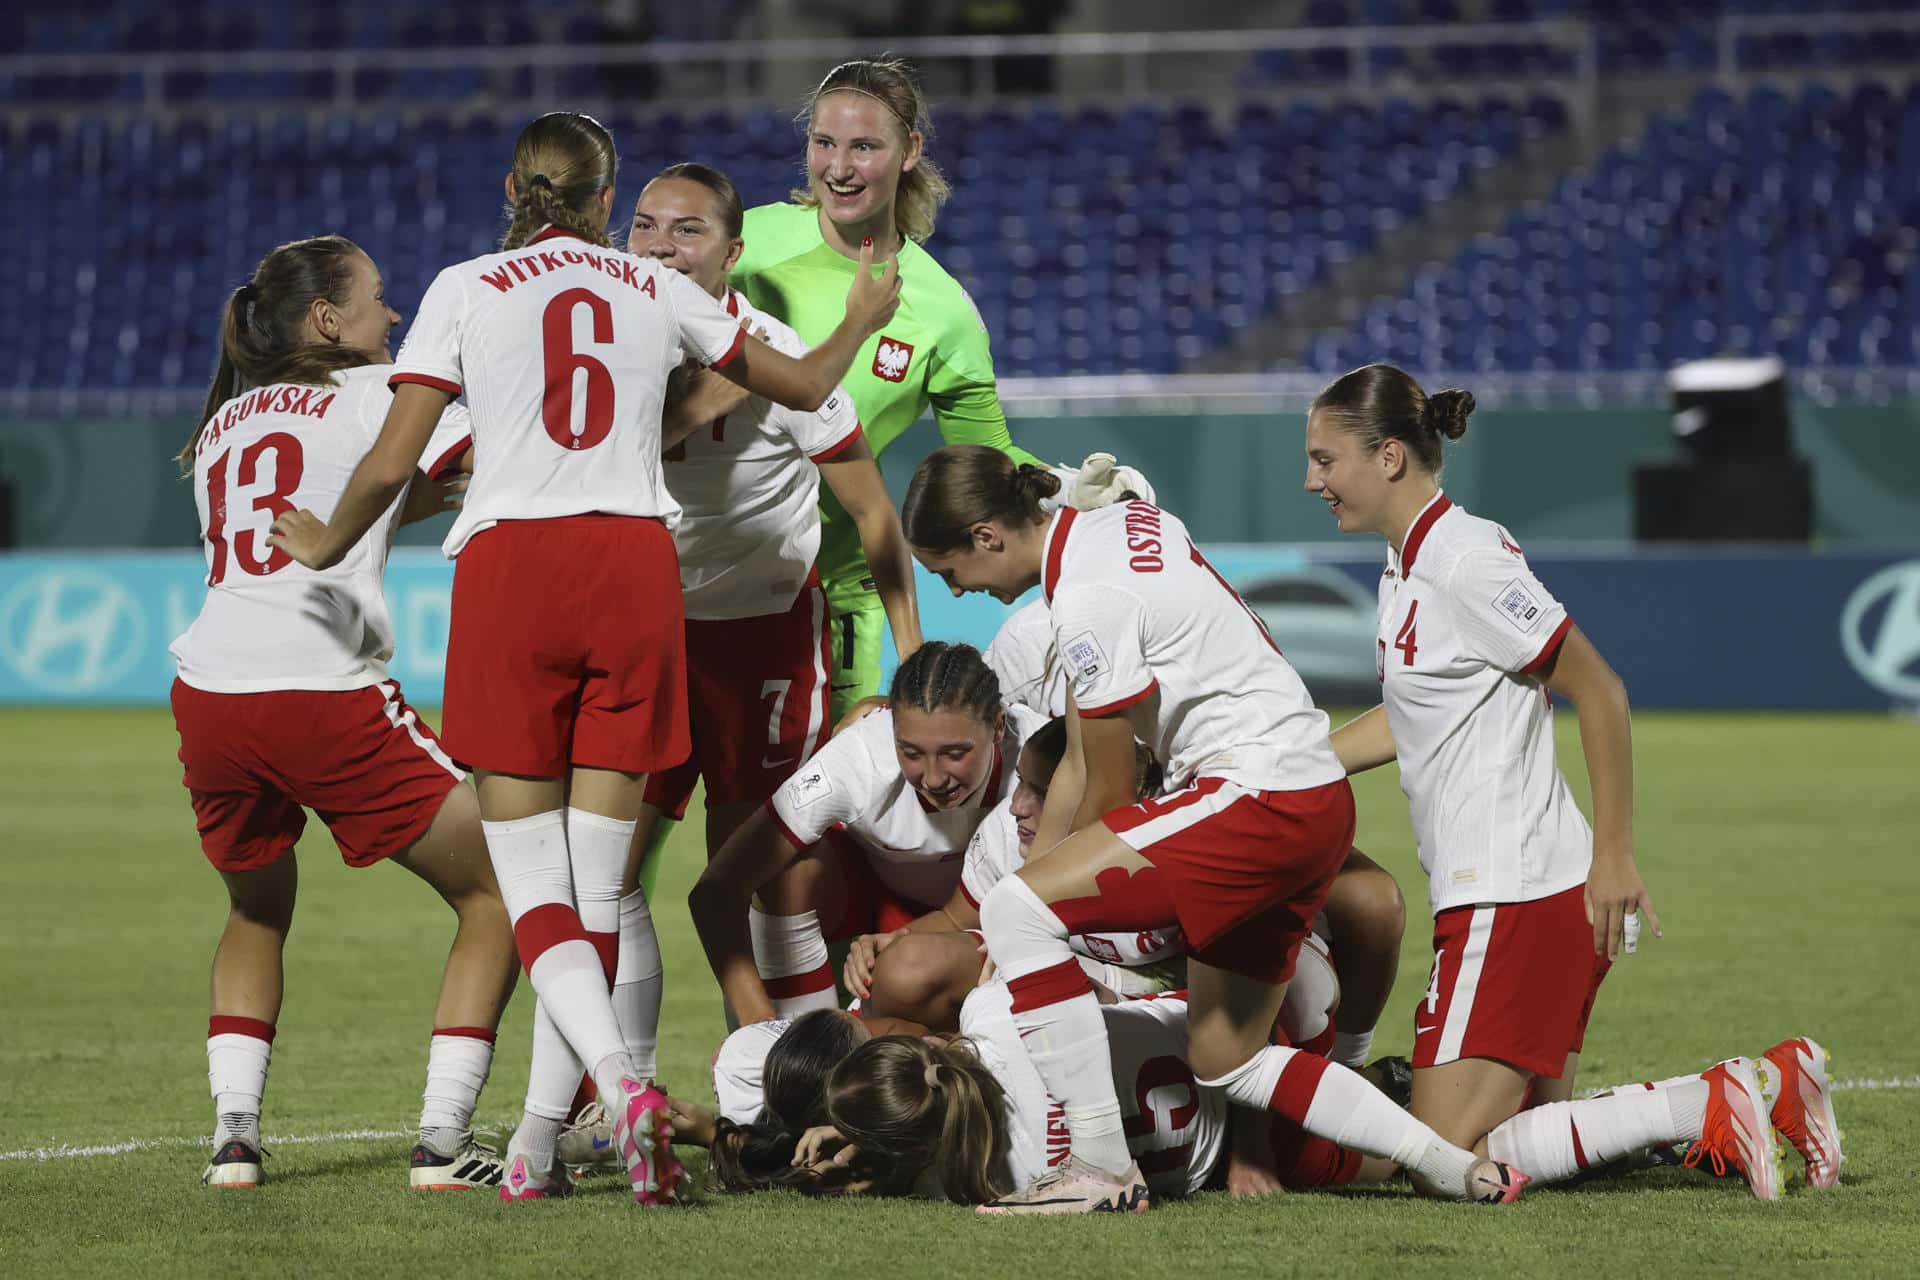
top-left (888, 641), bottom-right (1002, 727)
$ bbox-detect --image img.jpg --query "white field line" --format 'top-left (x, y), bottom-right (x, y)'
top-left (0, 1127), bottom-right (410, 1163)
top-left (5, 1076), bottom-right (1917, 1164)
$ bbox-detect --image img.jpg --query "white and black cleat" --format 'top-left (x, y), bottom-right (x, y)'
top-left (409, 1134), bottom-right (505, 1190)
top-left (203, 1138), bottom-right (264, 1189)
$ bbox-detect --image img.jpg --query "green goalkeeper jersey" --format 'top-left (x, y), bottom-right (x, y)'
top-left (732, 202), bottom-right (1041, 611)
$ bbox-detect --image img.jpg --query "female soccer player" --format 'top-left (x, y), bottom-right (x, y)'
top-left (1306, 364), bottom-right (1840, 1199)
top-left (843, 715), bottom-right (1183, 1025)
top-left (731, 57), bottom-right (1043, 721)
top-left (171, 235), bottom-right (516, 1192)
top-left (546, 162), bottom-right (925, 1173)
top-left (900, 445), bottom-right (1524, 1214)
top-left (688, 642), bottom-right (1041, 1027)
top-left (267, 112), bottom-right (900, 1205)
top-left (623, 160), bottom-right (921, 869)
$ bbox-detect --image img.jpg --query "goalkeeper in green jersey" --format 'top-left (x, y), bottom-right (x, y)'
top-left (731, 56), bottom-right (1042, 720)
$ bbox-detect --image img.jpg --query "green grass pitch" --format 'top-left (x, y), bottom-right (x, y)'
top-left (2, 706), bottom-right (1916, 1277)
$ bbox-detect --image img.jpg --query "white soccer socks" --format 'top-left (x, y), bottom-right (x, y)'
top-left (1199, 1046), bottom-right (1481, 1200)
top-left (207, 1015), bottom-right (273, 1148)
top-left (419, 1027), bottom-right (496, 1155)
top-left (1485, 1079), bottom-right (1709, 1184)
top-left (985, 875), bottom-right (1133, 1174)
top-left (749, 907), bottom-right (839, 1018)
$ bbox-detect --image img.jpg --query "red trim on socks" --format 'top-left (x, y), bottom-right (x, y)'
top-left (1007, 958), bottom-right (1095, 1014)
top-left (512, 901), bottom-right (589, 969)
top-left (208, 1015), bottom-right (275, 1043)
top-left (431, 1026), bottom-right (497, 1044)
top-left (764, 963), bottom-right (836, 1000)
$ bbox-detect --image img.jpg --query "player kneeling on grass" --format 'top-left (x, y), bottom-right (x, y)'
top-left (1307, 365), bottom-right (1842, 1198)
top-left (171, 236), bottom-right (517, 1191)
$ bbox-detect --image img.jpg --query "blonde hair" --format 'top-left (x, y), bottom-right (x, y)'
top-left (824, 1035), bottom-right (1008, 1204)
top-left (791, 57), bottom-right (952, 244)
top-left (501, 112), bottom-right (619, 252)
top-left (181, 235), bottom-right (369, 474)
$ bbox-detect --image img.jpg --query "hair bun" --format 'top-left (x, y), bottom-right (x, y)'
top-left (527, 173), bottom-right (554, 190)
top-left (1011, 462), bottom-right (1062, 503)
top-left (1425, 389), bottom-right (1475, 442)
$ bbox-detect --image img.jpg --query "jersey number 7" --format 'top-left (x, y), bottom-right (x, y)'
top-left (205, 432), bottom-right (304, 585)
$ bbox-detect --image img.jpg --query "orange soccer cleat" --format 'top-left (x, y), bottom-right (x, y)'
top-left (1685, 1057), bottom-right (1786, 1201)
top-left (1761, 1037), bottom-right (1844, 1189)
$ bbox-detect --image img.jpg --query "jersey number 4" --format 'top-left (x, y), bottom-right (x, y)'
top-left (205, 432), bottom-right (304, 585)
top-left (1393, 600), bottom-right (1420, 665)
top-left (542, 288), bottom-right (616, 451)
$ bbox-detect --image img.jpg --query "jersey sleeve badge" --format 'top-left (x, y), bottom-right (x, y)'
top-left (1061, 630), bottom-right (1108, 683)
top-left (1492, 579), bottom-right (1545, 633)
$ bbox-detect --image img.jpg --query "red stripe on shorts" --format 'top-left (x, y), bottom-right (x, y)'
top-left (1102, 775), bottom-right (1229, 836)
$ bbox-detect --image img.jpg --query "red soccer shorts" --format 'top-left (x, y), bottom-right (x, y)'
top-left (442, 515), bottom-right (688, 778)
top-left (644, 573), bottom-right (832, 816)
top-left (1412, 883), bottom-right (1612, 1078)
top-left (171, 678), bottom-right (461, 873)
top-left (1093, 776), bottom-right (1356, 985)
top-left (816, 830), bottom-right (939, 940)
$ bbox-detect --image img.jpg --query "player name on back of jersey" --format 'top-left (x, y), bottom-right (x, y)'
top-left (1123, 501), bottom-right (1165, 573)
top-left (197, 384), bottom-right (339, 458)
top-left (477, 246), bottom-right (657, 297)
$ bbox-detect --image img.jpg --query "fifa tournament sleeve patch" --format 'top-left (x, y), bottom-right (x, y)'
top-left (785, 766), bottom-right (835, 809)
top-left (1060, 630), bottom-right (1108, 684)
top-left (1492, 579), bottom-right (1546, 633)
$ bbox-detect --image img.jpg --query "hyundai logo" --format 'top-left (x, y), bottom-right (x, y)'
top-left (0, 570), bottom-right (147, 695)
top-left (1839, 561), bottom-right (1920, 702)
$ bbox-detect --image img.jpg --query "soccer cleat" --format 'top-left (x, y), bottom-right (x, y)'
top-left (612, 1078), bottom-right (687, 1206)
top-left (1762, 1036), bottom-right (1844, 1189)
top-left (1685, 1057), bottom-right (1786, 1201)
top-left (1465, 1159), bottom-right (1529, 1204)
top-left (976, 1156), bottom-right (1150, 1216)
top-left (555, 1099), bottom-right (620, 1170)
top-left (497, 1151), bottom-right (575, 1202)
top-left (202, 1138), bottom-right (263, 1189)
top-left (409, 1133), bottom-right (505, 1190)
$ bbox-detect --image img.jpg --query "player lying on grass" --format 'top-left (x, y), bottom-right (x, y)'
top-left (1306, 364), bottom-right (1842, 1198)
top-left (171, 235), bottom-right (517, 1192)
top-left (677, 957), bottom-right (1427, 1204)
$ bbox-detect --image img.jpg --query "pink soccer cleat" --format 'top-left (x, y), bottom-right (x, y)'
top-left (1466, 1159), bottom-right (1530, 1204)
top-left (1762, 1037), bottom-right (1844, 1189)
top-left (613, 1078), bottom-right (687, 1206)
top-left (497, 1151), bottom-right (574, 1202)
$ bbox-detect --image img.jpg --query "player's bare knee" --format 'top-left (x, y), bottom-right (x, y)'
top-left (865, 935), bottom-right (953, 1019)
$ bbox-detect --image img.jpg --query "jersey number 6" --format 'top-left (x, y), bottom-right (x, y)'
top-left (205, 432), bottom-right (305, 585)
top-left (542, 288), bottom-right (616, 451)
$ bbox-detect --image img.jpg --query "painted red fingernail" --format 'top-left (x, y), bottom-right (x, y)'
top-left (862, 236), bottom-right (872, 247)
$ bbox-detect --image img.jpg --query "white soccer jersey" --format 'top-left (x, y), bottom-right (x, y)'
top-left (960, 799), bottom-right (1184, 967)
top-left (390, 227), bottom-right (747, 556)
top-left (712, 1017), bottom-right (791, 1124)
top-left (666, 290), bottom-right (863, 620)
top-left (1377, 492), bottom-right (1591, 914)
top-left (768, 705), bottom-right (1044, 908)
top-left (1044, 502), bottom-right (1345, 793)
top-left (962, 982), bottom-right (1225, 1200)
top-left (170, 365), bottom-right (473, 693)
top-left (985, 600), bottom-right (1065, 716)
